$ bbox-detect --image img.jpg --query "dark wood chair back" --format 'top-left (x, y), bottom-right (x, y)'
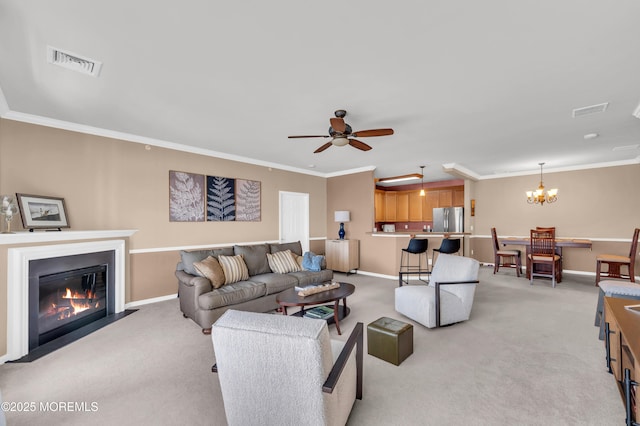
top-left (628, 228), bottom-right (639, 261)
top-left (530, 228), bottom-right (556, 258)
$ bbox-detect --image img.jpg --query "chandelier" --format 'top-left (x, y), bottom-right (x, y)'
top-left (526, 163), bottom-right (558, 205)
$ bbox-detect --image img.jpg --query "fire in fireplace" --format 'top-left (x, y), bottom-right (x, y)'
top-left (37, 265), bottom-right (108, 347)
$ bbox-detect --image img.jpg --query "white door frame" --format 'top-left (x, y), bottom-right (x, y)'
top-left (279, 191), bottom-right (310, 252)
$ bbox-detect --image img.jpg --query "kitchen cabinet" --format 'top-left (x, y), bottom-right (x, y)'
top-left (325, 239), bottom-right (359, 273)
top-left (453, 188), bottom-right (464, 207)
top-left (384, 192), bottom-right (397, 221)
top-left (438, 189), bottom-right (453, 208)
top-left (375, 190), bottom-right (385, 222)
top-left (408, 191), bottom-right (423, 221)
top-left (374, 185), bottom-right (464, 223)
top-left (396, 192), bottom-right (409, 222)
top-left (422, 190), bottom-right (439, 221)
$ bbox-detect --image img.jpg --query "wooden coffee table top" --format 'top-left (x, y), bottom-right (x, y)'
top-left (276, 282), bottom-right (355, 307)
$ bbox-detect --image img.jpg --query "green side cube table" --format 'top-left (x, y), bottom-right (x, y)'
top-left (367, 317), bottom-right (413, 365)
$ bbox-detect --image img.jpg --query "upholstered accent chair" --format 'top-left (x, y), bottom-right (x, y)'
top-left (211, 310), bottom-right (363, 426)
top-left (395, 254), bottom-right (479, 328)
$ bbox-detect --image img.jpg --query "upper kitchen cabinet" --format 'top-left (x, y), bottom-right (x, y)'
top-left (422, 190), bottom-right (439, 221)
top-left (453, 188), bottom-right (464, 207)
top-left (375, 189), bottom-right (385, 222)
top-left (438, 189), bottom-right (453, 208)
top-left (384, 191), bottom-right (397, 221)
top-left (396, 191), bottom-right (409, 222)
top-left (408, 191), bottom-right (423, 221)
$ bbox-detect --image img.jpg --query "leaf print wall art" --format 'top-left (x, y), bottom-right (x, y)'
top-left (169, 171), bottom-right (205, 222)
top-left (235, 179), bottom-right (261, 221)
top-left (207, 176), bottom-right (236, 221)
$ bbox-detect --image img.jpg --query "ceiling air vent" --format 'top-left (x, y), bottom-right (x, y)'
top-left (47, 46), bottom-right (102, 77)
top-left (572, 102), bottom-right (609, 118)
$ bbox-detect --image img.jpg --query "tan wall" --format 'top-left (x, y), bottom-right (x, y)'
top-left (326, 163), bottom-right (640, 279)
top-left (0, 118), bottom-right (328, 356)
top-left (469, 164), bottom-right (640, 274)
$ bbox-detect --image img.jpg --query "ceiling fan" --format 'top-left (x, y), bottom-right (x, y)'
top-left (288, 110), bottom-right (394, 153)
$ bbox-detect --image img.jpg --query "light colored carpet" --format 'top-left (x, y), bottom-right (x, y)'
top-left (0, 266), bottom-right (622, 425)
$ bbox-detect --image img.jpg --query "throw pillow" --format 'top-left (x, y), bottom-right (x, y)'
top-left (193, 256), bottom-right (226, 289)
top-left (267, 249), bottom-right (301, 274)
top-left (302, 251), bottom-right (325, 272)
top-left (218, 255), bottom-right (250, 285)
top-left (294, 254), bottom-right (304, 269)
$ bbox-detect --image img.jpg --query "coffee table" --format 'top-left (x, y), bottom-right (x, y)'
top-left (276, 282), bottom-right (355, 335)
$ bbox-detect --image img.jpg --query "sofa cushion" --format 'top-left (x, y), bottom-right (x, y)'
top-left (234, 244), bottom-right (271, 276)
top-left (180, 247), bottom-right (234, 275)
top-left (267, 249), bottom-right (301, 274)
top-left (218, 255), bottom-right (250, 285)
top-left (269, 241), bottom-right (303, 256)
top-left (302, 251), bottom-right (325, 272)
top-left (289, 269), bottom-right (333, 287)
top-left (250, 273), bottom-right (298, 295)
top-left (193, 256), bottom-right (226, 289)
top-left (198, 281), bottom-right (267, 310)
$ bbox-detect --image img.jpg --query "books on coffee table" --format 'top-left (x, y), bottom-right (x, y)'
top-left (303, 305), bottom-right (334, 320)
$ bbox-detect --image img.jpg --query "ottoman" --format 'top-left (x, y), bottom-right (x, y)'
top-left (367, 317), bottom-right (413, 365)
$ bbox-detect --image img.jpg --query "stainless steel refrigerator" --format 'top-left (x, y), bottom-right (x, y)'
top-left (432, 207), bottom-right (464, 232)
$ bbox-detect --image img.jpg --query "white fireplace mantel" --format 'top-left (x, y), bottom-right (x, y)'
top-left (4, 230), bottom-right (136, 361)
top-left (0, 229), bottom-right (137, 245)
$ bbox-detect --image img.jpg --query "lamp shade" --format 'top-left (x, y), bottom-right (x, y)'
top-left (334, 211), bottom-right (350, 222)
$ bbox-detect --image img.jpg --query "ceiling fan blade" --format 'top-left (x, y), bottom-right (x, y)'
top-left (314, 142), bottom-right (333, 153)
top-left (330, 118), bottom-right (346, 133)
top-left (288, 135), bottom-right (330, 139)
top-left (352, 128), bottom-right (394, 137)
top-left (348, 139), bottom-right (372, 151)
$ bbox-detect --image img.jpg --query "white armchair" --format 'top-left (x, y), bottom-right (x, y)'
top-left (395, 254), bottom-right (480, 328)
top-left (211, 309), bottom-right (363, 426)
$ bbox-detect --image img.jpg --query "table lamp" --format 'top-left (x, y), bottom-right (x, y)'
top-left (334, 211), bottom-right (350, 240)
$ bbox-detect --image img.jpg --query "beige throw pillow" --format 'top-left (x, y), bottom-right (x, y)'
top-left (218, 254), bottom-right (250, 284)
top-left (193, 256), bottom-right (226, 289)
top-left (267, 249), bottom-right (301, 274)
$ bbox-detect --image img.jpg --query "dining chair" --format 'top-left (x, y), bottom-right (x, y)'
top-left (528, 228), bottom-right (561, 287)
top-left (491, 227), bottom-right (522, 277)
top-left (431, 238), bottom-right (461, 268)
top-left (595, 228), bottom-right (639, 286)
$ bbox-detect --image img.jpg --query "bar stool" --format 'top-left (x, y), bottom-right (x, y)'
top-left (431, 238), bottom-right (460, 267)
top-left (400, 238), bottom-right (429, 284)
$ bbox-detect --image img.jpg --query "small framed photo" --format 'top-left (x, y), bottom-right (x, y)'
top-left (16, 193), bottom-right (70, 230)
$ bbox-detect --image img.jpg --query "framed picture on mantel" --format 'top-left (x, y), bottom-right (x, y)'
top-left (16, 193), bottom-right (70, 230)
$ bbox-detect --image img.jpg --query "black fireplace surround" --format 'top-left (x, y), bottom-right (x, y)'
top-left (27, 250), bottom-right (116, 357)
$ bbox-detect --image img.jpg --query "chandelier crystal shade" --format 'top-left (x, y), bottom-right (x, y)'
top-left (526, 163), bottom-right (558, 206)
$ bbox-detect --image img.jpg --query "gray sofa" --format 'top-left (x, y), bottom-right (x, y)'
top-left (176, 241), bottom-right (333, 333)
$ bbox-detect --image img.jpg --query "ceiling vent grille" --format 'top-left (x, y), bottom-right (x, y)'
top-left (47, 46), bottom-right (102, 77)
top-left (572, 102), bottom-right (609, 118)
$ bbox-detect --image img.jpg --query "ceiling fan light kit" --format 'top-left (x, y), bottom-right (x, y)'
top-left (289, 110), bottom-right (394, 153)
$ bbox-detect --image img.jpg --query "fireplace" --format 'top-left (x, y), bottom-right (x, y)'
top-left (29, 251), bottom-right (115, 351)
top-left (7, 239), bottom-right (129, 361)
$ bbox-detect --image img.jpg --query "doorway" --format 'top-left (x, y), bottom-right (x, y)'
top-left (279, 191), bottom-right (309, 252)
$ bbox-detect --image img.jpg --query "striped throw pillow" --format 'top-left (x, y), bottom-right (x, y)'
top-left (218, 255), bottom-right (250, 284)
top-left (267, 249), bottom-right (301, 274)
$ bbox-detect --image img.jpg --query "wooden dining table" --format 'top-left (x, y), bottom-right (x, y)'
top-left (500, 237), bottom-right (592, 280)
